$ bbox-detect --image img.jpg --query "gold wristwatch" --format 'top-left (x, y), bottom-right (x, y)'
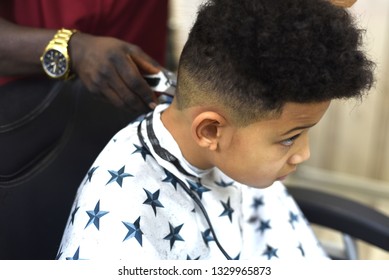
top-left (40, 28), bottom-right (78, 79)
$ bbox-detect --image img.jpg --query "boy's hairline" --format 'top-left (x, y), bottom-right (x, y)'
top-left (174, 95), bottom-right (334, 128)
top-left (175, 66), bottom-right (336, 127)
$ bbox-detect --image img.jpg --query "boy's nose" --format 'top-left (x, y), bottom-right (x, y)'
top-left (288, 140), bottom-right (311, 165)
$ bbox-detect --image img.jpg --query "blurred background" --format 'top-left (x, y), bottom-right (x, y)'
top-left (168, 0), bottom-right (389, 259)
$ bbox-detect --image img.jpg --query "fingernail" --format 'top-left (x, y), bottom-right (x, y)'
top-left (149, 102), bottom-right (157, 109)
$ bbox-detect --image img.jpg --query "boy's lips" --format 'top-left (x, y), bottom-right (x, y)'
top-left (277, 175), bottom-right (288, 181)
top-left (277, 169), bottom-right (296, 181)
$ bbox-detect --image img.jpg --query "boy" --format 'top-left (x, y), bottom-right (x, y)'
top-left (58, 0), bottom-right (373, 260)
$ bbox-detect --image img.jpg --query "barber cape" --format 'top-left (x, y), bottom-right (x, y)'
top-left (58, 104), bottom-right (328, 260)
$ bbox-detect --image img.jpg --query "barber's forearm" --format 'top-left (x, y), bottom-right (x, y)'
top-left (0, 17), bottom-right (56, 76)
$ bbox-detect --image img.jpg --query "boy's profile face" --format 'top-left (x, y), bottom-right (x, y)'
top-left (213, 101), bottom-right (331, 188)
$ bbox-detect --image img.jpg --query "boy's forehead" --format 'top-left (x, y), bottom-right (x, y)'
top-left (256, 101), bottom-right (331, 132)
top-left (279, 102), bottom-right (331, 120)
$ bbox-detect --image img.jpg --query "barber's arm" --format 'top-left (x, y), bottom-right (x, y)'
top-left (0, 17), bottom-right (159, 113)
top-left (0, 17), bottom-right (55, 76)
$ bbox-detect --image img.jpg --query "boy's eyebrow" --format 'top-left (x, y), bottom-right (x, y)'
top-left (281, 123), bottom-right (317, 136)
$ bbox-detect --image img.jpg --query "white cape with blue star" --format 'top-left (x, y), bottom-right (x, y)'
top-left (58, 104), bottom-right (328, 260)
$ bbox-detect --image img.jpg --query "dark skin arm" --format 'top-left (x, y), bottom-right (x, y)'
top-left (0, 17), bottom-right (160, 113)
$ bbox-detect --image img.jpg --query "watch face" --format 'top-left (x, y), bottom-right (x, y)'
top-left (42, 49), bottom-right (68, 78)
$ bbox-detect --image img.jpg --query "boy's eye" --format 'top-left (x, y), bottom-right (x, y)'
top-left (281, 134), bottom-right (301, 146)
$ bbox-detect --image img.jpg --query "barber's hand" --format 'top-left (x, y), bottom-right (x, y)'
top-left (330, 0), bottom-right (357, 8)
top-left (70, 32), bottom-right (160, 115)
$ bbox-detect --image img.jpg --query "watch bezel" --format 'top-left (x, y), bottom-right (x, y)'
top-left (41, 46), bottom-right (70, 79)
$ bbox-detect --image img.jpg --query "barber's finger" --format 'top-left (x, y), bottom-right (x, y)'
top-left (117, 54), bottom-right (157, 109)
top-left (330, 0), bottom-right (357, 8)
top-left (81, 63), bottom-right (127, 108)
top-left (126, 44), bottom-right (161, 73)
top-left (100, 84), bottom-right (126, 108)
top-left (129, 52), bottom-right (160, 75)
top-left (107, 67), bottom-right (150, 113)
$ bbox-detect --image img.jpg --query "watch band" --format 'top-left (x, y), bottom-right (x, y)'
top-left (41, 28), bottom-right (78, 79)
top-left (51, 28), bottom-right (77, 49)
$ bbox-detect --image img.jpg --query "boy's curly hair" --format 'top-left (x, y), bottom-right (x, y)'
top-left (176, 0), bottom-right (375, 125)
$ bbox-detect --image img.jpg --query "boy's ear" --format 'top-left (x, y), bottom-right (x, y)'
top-left (191, 112), bottom-right (227, 151)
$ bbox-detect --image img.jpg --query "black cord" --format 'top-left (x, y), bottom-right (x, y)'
top-left (171, 174), bottom-right (233, 260)
top-left (137, 114), bottom-right (232, 260)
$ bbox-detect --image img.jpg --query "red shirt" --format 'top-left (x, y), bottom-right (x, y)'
top-left (0, 0), bottom-right (168, 85)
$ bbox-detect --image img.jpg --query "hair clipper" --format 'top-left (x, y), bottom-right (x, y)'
top-left (143, 68), bottom-right (177, 97)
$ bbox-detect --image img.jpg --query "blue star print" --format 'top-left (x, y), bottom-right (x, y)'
top-left (162, 169), bottom-right (180, 190)
top-left (55, 247), bottom-right (63, 260)
top-left (132, 144), bottom-right (150, 161)
top-left (69, 206), bottom-right (79, 225)
top-left (289, 211), bottom-right (299, 229)
top-left (187, 255), bottom-right (201, 260)
top-left (214, 179), bottom-right (234, 188)
top-left (143, 188), bottom-right (164, 216)
top-left (187, 180), bottom-right (210, 199)
top-left (298, 243), bottom-right (305, 257)
top-left (251, 196), bottom-right (264, 210)
top-left (257, 219), bottom-right (271, 234)
top-left (164, 223), bottom-right (184, 249)
top-left (87, 166), bottom-right (99, 182)
top-left (85, 200), bottom-right (109, 230)
top-left (106, 166), bottom-right (133, 187)
top-left (122, 216), bottom-right (143, 246)
top-left (219, 197), bottom-right (234, 222)
top-left (66, 246), bottom-right (81, 260)
top-left (262, 245), bottom-right (278, 260)
top-left (201, 228), bottom-right (214, 246)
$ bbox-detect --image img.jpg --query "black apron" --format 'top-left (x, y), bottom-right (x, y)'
top-left (0, 78), bottom-right (141, 259)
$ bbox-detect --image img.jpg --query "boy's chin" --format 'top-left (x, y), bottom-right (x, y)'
top-left (248, 180), bottom-right (276, 189)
